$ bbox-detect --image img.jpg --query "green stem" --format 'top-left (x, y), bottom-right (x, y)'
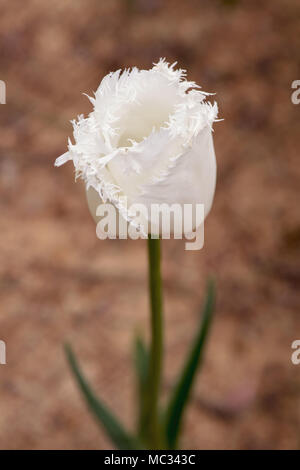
top-left (146, 236), bottom-right (163, 449)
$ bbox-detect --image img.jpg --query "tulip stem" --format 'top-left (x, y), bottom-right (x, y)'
top-left (147, 236), bottom-right (163, 449)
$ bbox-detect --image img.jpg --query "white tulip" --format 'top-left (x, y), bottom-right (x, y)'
top-left (55, 59), bottom-right (218, 238)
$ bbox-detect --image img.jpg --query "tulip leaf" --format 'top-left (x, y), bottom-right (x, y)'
top-left (134, 336), bottom-right (149, 391)
top-left (164, 280), bottom-right (216, 449)
top-left (133, 335), bottom-right (150, 437)
top-left (65, 344), bottom-right (141, 450)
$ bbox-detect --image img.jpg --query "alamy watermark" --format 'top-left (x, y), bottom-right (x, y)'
top-left (291, 340), bottom-right (300, 365)
top-left (0, 340), bottom-right (6, 365)
top-left (0, 80), bottom-right (6, 104)
top-left (291, 80), bottom-right (300, 104)
top-left (96, 201), bottom-right (205, 250)
top-left (0, 83), bottom-right (7, 366)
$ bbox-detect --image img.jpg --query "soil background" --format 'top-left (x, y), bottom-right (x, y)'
top-left (0, 0), bottom-right (300, 449)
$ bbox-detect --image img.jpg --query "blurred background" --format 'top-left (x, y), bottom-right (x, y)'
top-left (0, 0), bottom-right (299, 449)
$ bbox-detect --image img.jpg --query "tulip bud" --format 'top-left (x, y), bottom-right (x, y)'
top-left (55, 59), bottom-right (218, 239)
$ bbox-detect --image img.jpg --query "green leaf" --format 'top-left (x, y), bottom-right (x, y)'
top-left (164, 280), bottom-right (216, 449)
top-left (134, 336), bottom-right (149, 392)
top-left (65, 344), bottom-right (141, 450)
top-left (133, 335), bottom-right (150, 436)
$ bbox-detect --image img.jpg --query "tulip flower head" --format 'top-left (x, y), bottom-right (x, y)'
top-left (55, 60), bottom-right (218, 240)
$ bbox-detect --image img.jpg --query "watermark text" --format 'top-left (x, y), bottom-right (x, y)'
top-left (0, 80), bottom-right (6, 104)
top-left (291, 340), bottom-right (300, 365)
top-left (0, 340), bottom-right (6, 365)
top-left (291, 80), bottom-right (300, 104)
top-left (96, 201), bottom-right (205, 250)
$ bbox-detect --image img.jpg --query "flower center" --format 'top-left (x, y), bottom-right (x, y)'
top-left (116, 80), bottom-right (179, 148)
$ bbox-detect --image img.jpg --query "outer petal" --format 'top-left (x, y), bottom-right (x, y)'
top-left (133, 126), bottom-right (216, 235)
top-left (136, 127), bottom-right (216, 216)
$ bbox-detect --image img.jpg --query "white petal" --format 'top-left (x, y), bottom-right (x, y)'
top-left (54, 152), bottom-right (71, 167)
top-left (134, 127), bottom-right (216, 228)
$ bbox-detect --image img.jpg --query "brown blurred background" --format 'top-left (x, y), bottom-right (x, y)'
top-left (0, 0), bottom-right (300, 449)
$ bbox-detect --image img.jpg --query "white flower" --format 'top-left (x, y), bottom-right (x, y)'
top-left (55, 59), bottom-right (218, 236)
